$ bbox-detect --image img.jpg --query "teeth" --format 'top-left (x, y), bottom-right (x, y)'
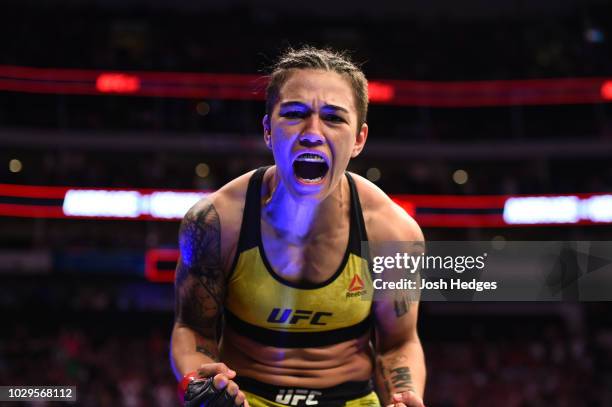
top-left (295, 153), bottom-right (325, 162)
top-left (298, 176), bottom-right (323, 183)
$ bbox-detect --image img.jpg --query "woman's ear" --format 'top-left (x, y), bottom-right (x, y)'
top-left (262, 115), bottom-right (272, 149)
top-left (351, 123), bottom-right (369, 157)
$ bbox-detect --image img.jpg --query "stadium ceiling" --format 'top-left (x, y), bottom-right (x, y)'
top-left (8, 0), bottom-right (610, 19)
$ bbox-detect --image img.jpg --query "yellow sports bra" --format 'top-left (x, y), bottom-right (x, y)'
top-left (225, 167), bottom-right (373, 348)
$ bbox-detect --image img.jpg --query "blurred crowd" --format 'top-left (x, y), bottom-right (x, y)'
top-left (426, 335), bottom-right (604, 406)
top-left (1, 309), bottom-right (610, 406)
top-left (1, 322), bottom-right (176, 407)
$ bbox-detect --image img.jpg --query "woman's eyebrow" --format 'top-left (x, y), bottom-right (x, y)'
top-left (279, 101), bottom-right (309, 110)
top-left (321, 104), bottom-right (349, 114)
top-left (279, 101), bottom-right (349, 114)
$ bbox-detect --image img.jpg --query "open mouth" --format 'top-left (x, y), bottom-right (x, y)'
top-left (292, 152), bottom-right (329, 183)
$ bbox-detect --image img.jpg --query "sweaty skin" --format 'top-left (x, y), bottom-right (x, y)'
top-left (171, 69), bottom-right (426, 407)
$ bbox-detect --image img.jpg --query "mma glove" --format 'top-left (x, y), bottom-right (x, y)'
top-left (180, 372), bottom-right (239, 407)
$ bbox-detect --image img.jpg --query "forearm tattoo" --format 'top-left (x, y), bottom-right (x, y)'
top-left (379, 356), bottom-right (415, 400)
top-left (378, 359), bottom-right (392, 397)
top-left (175, 200), bottom-right (224, 339)
top-left (389, 365), bottom-right (414, 392)
top-left (196, 344), bottom-right (220, 362)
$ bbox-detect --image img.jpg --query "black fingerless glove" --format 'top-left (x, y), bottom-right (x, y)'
top-left (184, 378), bottom-right (238, 407)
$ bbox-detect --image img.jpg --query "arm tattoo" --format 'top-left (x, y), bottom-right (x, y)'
top-left (379, 356), bottom-right (415, 400)
top-left (175, 200), bottom-right (224, 337)
top-left (196, 345), bottom-right (220, 362)
top-left (393, 297), bottom-right (408, 317)
top-left (378, 359), bottom-right (392, 398)
top-left (389, 365), bottom-right (414, 392)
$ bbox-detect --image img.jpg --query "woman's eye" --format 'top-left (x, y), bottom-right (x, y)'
top-left (323, 114), bottom-right (345, 123)
top-left (281, 111), bottom-right (307, 119)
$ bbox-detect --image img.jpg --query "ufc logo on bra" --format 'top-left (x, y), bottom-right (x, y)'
top-left (275, 389), bottom-right (322, 406)
top-left (266, 308), bottom-right (333, 325)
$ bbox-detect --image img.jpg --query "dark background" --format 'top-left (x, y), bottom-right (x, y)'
top-left (1, 0), bottom-right (611, 405)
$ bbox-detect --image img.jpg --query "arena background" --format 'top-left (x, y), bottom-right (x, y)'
top-left (1, 0), bottom-right (612, 405)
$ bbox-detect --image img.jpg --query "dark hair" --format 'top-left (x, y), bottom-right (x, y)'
top-left (265, 46), bottom-right (368, 130)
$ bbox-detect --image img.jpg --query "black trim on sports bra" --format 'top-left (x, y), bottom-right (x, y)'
top-left (225, 309), bottom-right (372, 348)
top-left (236, 166), bottom-right (270, 253)
top-left (227, 167), bottom-right (270, 279)
top-left (346, 171), bottom-right (369, 255)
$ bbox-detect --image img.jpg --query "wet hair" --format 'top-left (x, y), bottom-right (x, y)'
top-left (265, 46), bottom-right (368, 131)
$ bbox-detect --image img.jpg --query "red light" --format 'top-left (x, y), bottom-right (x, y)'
top-left (144, 248), bottom-right (179, 283)
top-left (601, 81), bottom-right (612, 100)
top-left (96, 73), bottom-right (141, 94)
top-left (1, 65), bottom-right (611, 106)
top-left (368, 81), bottom-right (395, 102)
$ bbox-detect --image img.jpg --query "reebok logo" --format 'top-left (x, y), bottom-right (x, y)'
top-left (346, 274), bottom-right (367, 297)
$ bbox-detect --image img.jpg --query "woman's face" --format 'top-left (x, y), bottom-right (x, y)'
top-left (264, 69), bottom-right (368, 200)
